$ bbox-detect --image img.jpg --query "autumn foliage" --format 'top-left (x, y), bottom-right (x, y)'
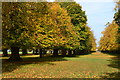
top-left (98, 21), bottom-right (120, 52)
top-left (2, 2), bottom-right (96, 61)
top-left (99, 1), bottom-right (120, 53)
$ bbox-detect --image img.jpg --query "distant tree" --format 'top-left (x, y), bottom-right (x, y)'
top-left (87, 29), bottom-right (96, 52)
top-left (99, 1), bottom-right (120, 53)
top-left (59, 2), bottom-right (96, 54)
top-left (98, 21), bottom-right (120, 52)
top-left (114, 1), bottom-right (120, 44)
top-left (114, 2), bottom-right (120, 26)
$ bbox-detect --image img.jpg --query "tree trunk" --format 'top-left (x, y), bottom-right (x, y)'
top-left (39, 49), bottom-right (42, 58)
top-left (35, 49), bottom-right (38, 55)
top-left (22, 49), bottom-right (27, 55)
top-left (2, 49), bottom-right (8, 57)
top-left (68, 50), bottom-right (72, 56)
top-left (43, 49), bottom-right (47, 54)
top-left (73, 50), bottom-right (76, 55)
top-left (50, 50), bottom-right (53, 54)
top-left (84, 50), bottom-right (89, 54)
top-left (75, 50), bottom-right (79, 55)
top-left (33, 49), bottom-right (35, 54)
top-left (9, 47), bottom-right (22, 61)
top-left (53, 49), bottom-right (58, 57)
top-left (87, 50), bottom-right (90, 54)
top-left (61, 49), bottom-right (66, 57)
top-left (83, 50), bottom-right (86, 54)
top-left (79, 50), bottom-right (83, 55)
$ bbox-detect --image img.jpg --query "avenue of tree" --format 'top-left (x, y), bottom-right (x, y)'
top-left (2, 1), bottom-right (96, 61)
top-left (98, 1), bottom-right (120, 53)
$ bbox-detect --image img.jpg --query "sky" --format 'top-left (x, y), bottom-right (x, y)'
top-left (76, 0), bottom-right (115, 46)
top-left (49, 0), bottom-right (116, 47)
top-left (75, 0), bottom-right (116, 47)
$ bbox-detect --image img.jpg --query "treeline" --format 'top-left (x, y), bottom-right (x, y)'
top-left (98, 2), bottom-right (120, 53)
top-left (2, 1), bottom-right (96, 61)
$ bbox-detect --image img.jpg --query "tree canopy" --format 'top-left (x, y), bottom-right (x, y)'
top-left (99, 1), bottom-right (120, 53)
top-left (59, 2), bottom-right (96, 52)
top-left (98, 21), bottom-right (120, 52)
top-left (2, 2), bottom-right (96, 61)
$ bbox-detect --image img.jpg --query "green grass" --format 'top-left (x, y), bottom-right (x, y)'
top-left (1, 52), bottom-right (120, 78)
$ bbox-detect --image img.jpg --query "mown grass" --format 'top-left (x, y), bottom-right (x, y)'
top-left (1, 51), bottom-right (120, 78)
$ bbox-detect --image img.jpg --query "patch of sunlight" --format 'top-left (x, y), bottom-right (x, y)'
top-left (78, 52), bottom-right (115, 59)
top-left (1, 57), bottom-right (9, 59)
top-left (21, 55), bottom-right (39, 58)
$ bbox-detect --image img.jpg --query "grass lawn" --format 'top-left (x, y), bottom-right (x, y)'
top-left (1, 51), bottom-right (120, 78)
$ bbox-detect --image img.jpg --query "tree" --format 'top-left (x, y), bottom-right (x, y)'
top-left (98, 21), bottom-right (120, 52)
top-left (2, 2), bottom-right (49, 60)
top-left (2, 1), bottom-right (95, 61)
top-left (114, 2), bottom-right (120, 26)
top-left (22, 49), bottom-right (27, 55)
top-left (114, 1), bottom-right (120, 44)
top-left (59, 2), bottom-right (95, 54)
top-left (2, 49), bottom-right (8, 57)
top-left (90, 31), bottom-right (97, 52)
top-left (99, 1), bottom-right (120, 53)
top-left (46, 2), bottom-right (80, 56)
top-left (2, 41), bottom-right (9, 57)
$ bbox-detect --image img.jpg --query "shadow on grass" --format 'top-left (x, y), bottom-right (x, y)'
top-left (100, 52), bottom-right (120, 78)
top-left (2, 52), bottom-right (92, 74)
top-left (2, 55), bottom-right (67, 74)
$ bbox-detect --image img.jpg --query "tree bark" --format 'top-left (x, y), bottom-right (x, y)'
top-left (9, 47), bottom-right (22, 61)
top-left (33, 49), bottom-right (35, 54)
top-left (39, 49), bottom-right (42, 58)
top-left (43, 49), bottom-right (47, 54)
top-left (50, 50), bottom-right (53, 54)
top-left (22, 49), bottom-right (27, 55)
top-left (2, 49), bottom-right (8, 57)
top-left (53, 49), bottom-right (58, 57)
top-left (68, 50), bottom-right (72, 56)
top-left (75, 50), bottom-right (78, 54)
top-left (73, 50), bottom-right (76, 55)
top-left (79, 50), bottom-right (83, 55)
top-left (35, 49), bottom-right (38, 55)
top-left (75, 50), bottom-right (79, 55)
top-left (61, 49), bottom-right (66, 57)
top-left (87, 50), bottom-right (90, 54)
